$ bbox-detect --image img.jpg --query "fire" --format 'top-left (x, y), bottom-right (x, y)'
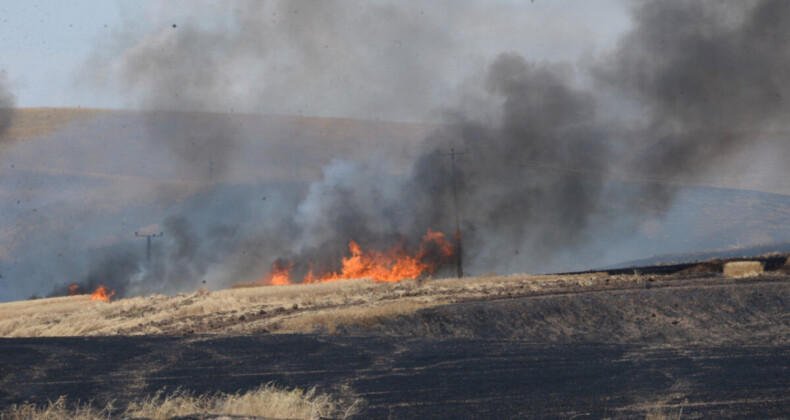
top-left (261, 229), bottom-right (455, 286)
top-left (89, 285), bottom-right (115, 302)
top-left (259, 261), bottom-right (293, 286)
top-left (318, 241), bottom-right (428, 283)
top-left (68, 285), bottom-right (79, 296)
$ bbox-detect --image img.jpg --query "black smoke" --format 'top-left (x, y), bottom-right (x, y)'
top-left (283, 0), bottom-right (790, 275)
top-left (603, 0), bottom-right (790, 177)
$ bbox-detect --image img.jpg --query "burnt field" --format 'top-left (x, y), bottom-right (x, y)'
top-left (2, 326), bottom-right (790, 419)
top-left (2, 264), bottom-right (790, 418)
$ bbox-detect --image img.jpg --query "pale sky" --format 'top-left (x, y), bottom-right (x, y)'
top-left (0, 0), bottom-right (631, 119)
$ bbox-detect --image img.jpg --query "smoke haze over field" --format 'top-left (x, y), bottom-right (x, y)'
top-left (2, 0), bottom-right (790, 301)
top-left (0, 71), bottom-right (15, 143)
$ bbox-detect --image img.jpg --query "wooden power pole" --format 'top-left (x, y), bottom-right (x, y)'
top-left (438, 148), bottom-right (466, 278)
top-left (135, 231), bottom-right (164, 264)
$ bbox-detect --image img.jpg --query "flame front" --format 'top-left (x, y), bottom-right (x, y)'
top-left (261, 229), bottom-right (455, 286)
top-left (90, 285), bottom-right (115, 302)
top-left (68, 285), bottom-right (79, 296)
top-left (260, 261), bottom-right (293, 286)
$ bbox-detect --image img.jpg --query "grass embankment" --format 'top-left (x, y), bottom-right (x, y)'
top-left (0, 272), bottom-right (616, 337)
top-left (2, 263), bottom-right (784, 340)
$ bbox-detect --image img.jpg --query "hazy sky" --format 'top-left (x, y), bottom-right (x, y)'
top-left (0, 0), bottom-right (630, 119)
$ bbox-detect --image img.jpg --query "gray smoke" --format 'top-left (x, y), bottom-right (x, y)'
top-left (603, 0), bottom-right (790, 177)
top-left (95, 1), bottom-right (460, 122)
top-left (63, 0), bottom-right (466, 296)
top-left (0, 70), bottom-right (15, 143)
top-left (283, 0), bottom-right (790, 274)
top-left (57, 0), bottom-right (790, 298)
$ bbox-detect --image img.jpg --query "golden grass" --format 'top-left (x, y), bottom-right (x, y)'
top-left (279, 301), bottom-right (432, 334)
top-left (1, 272), bottom-right (625, 337)
top-left (0, 396), bottom-right (113, 420)
top-left (645, 403), bottom-right (684, 420)
top-left (723, 261), bottom-right (764, 278)
top-left (1, 383), bottom-right (357, 420)
top-left (125, 383), bottom-right (354, 419)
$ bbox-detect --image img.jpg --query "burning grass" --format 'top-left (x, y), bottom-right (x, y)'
top-left (259, 229), bottom-right (455, 285)
top-left (1, 383), bottom-right (357, 420)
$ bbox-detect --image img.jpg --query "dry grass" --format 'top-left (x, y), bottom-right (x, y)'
top-left (125, 383), bottom-right (355, 419)
top-left (278, 301), bottom-right (432, 334)
top-left (723, 261), bottom-right (764, 278)
top-left (1, 383), bottom-right (358, 420)
top-left (1, 272), bottom-right (636, 337)
top-left (0, 396), bottom-right (113, 420)
top-left (645, 403), bottom-right (684, 420)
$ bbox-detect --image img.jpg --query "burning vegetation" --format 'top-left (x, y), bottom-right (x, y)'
top-left (89, 285), bottom-right (115, 302)
top-left (67, 284), bottom-right (116, 302)
top-left (260, 230), bottom-right (454, 286)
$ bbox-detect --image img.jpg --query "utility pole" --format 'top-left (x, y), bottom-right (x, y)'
top-left (438, 148), bottom-right (466, 278)
top-left (135, 231), bottom-right (164, 264)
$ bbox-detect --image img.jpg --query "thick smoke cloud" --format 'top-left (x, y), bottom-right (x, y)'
top-left (290, 56), bottom-right (615, 273)
top-left (603, 0), bottom-right (790, 177)
top-left (282, 0), bottom-right (790, 274)
top-left (56, 0), bottom-right (790, 298)
top-left (98, 1), bottom-right (466, 122)
top-left (64, 0), bottom-right (467, 296)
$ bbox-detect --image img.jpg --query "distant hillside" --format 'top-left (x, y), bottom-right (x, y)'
top-left (6, 108), bottom-right (432, 182)
top-left (595, 185), bottom-right (790, 269)
top-left (6, 107), bottom-right (430, 146)
top-left (3, 108), bottom-right (109, 142)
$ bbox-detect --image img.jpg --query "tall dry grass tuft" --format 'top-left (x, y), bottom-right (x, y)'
top-left (645, 403), bottom-right (684, 420)
top-left (0, 396), bottom-right (114, 420)
top-left (125, 383), bottom-right (346, 419)
top-left (1, 383), bottom-right (360, 420)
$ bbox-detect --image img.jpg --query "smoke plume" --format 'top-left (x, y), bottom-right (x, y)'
top-left (45, 0), bottom-right (790, 298)
top-left (603, 0), bottom-right (790, 177)
top-left (279, 0), bottom-right (790, 275)
top-left (0, 70), bottom-right (15, 143)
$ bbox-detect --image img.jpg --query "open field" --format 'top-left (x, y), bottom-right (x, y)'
top-left (2, 335), bottom-right (789, 419)
top-left (1, 272), bottom-right (621, 337)
top-left (2, 256), bottom-right (790, 418)
top-left (2, 254), bottom-right (789, 342)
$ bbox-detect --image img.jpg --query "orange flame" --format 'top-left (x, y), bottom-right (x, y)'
top-left (262, 229), bottom-right (454, 286)
top-left (89, 285), bottom-right (115, 302)
top-left (259, 261), bottom-right (293, 286)
top-left (68, 285), bottom-right (79, 296)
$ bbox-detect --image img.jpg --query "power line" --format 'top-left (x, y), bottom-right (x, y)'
top-left (135, 231), bottom-right (164, 264)
top-left (438, 148), bottom-right (467, 278)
